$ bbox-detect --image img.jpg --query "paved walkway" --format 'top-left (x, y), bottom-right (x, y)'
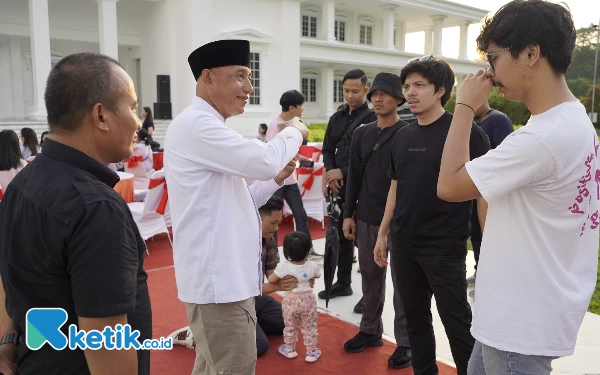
top-left (277, 238), bottom-right (600, 374)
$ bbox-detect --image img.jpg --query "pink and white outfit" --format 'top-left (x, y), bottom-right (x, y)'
top-left (273, 260), bottom-right (321, 362)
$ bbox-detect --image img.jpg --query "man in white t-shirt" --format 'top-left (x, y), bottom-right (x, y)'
top-left (437, 1), bottom-right (599, 373)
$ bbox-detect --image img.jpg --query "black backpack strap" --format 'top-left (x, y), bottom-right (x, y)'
top-left (336, 108), bottom-right (374, 149)
top-left (360, 120), bottom-right (408, 171)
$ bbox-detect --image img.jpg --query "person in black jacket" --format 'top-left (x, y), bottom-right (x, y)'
top-left (318, 69), bottom-right (377, 304)
top-left (341, 72), bottom-right (412, 369)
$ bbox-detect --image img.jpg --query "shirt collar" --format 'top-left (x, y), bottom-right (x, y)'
top-left (347, 102), bottom-right (369, 115)
top-left (41, 139), bottom-right (120, 188)
top-left (191, 96), bottom-right (226, 124)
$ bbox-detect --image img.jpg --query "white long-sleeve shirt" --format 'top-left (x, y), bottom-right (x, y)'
top-left (164, 96), bottom-right (302, 304)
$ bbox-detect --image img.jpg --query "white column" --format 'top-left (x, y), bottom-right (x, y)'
top-left (395, 21), bottom-right (406, 51)
top-left (382, 5), bottom-right (397, 50)
top-left (28, 0), bottom-right (51, 121)
top-left (424, 27), bottom-right (433, 55)
top-left (432, 15), bottom-right (446, 57)
top-left (459, 22), bottom-right (470, 60)
top-left (96, 0), bottom-right (119, 59)
top-left (352, 12), bottom-right (359, 44)
top-left (320, 66), bottom-right (334, 118)
top-left (10, 38), bottom-right (25, 119)
top-left (321, 0), bottom-right (335, 42)
top-left (280, 0), bottom-right (301, 93)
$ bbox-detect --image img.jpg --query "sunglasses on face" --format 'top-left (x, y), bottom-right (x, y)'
top-left (486, 46), bottom-right (511, 71)
top-left (407, 55), bottom-right (435, 63)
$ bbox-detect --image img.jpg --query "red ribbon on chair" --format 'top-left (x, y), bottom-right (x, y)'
top-left (296, 167), bottom-right (324, 196)
top-left (125, 155), bottom-right (143, 168)
top-left (148, 177), bottom-right (169, 215)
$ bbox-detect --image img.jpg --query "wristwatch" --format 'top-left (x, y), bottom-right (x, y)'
top-left (0, 332), bottom-right (20, 345)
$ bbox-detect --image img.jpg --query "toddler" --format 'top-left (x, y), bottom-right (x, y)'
top-left (268, 231), bottom-right (321, 362)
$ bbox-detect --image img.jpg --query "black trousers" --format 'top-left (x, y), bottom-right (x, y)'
top-left (470, 200), bottom-right (482, 271)
top-left (255, 295), bottom-right (284, 357)
top-left (392, 244), bottom-right (474, 375)
top-left (272, 183), bottom-right (312, 245)
top-left (332, 203), bottom-right (354, 286)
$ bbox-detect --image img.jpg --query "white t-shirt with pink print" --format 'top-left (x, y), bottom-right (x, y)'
top-left (465, 101), bottom-right (599, 357)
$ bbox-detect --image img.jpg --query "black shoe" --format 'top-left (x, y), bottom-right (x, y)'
top-left (318, 283), bottom-right (353, 299)
top-left (353, 297), bottom-right (363, 314)
top-left (388, 346), bottom-right (412, 369)
top-left (344, 332), bottom-right (383, 353)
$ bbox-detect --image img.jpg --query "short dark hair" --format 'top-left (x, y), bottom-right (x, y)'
top-left (343, 69), bottom-right (368, 86)
top-left (400, 58), bottom-right (455, 106)
top-left (0, 130), bottom-right (23, 171)
top-left (259, 123), bottom-right (268, 132)
top-left (45, 52), bottom-right (123, 132)
top-left (476, 0), bottom-right (576, 75)
top-left (280, 90), bottom-right (305, 112)
top-left (283, 231), bottom-right (312, 262)
top-left (258, 197), bottom-right (284, 216)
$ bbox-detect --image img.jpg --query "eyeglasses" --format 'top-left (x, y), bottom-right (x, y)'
top-left (407, 55), bottom-right (435, 63)
top-left (486, 47), bottom-right (511, 71)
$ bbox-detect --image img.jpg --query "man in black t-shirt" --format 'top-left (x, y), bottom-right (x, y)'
top-left (341, 72), bottom-right (411, 368)
top-left (374, 57), bottom-right (490, 375)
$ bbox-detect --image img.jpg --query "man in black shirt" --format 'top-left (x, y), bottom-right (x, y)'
top-left (0, 53), bottom-right (151, 375)
top-left (341, 72), bottom-right (411, 368)
top-left (374, 57), bottom-right (490, 375)
top-left (319, 69), bottom-right (377, 303)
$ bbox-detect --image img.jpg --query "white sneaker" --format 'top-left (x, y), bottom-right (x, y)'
top-left (306, 348), bottom-right (322, 362)
top-left (168, 326), bottom-right (195, 349)
top-left (278, 344), bottom-right (298, 358)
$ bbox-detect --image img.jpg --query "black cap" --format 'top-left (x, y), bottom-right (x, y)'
top-left (367, 72), bottom-right (405, 106)
top-left (188, 40), bottom-right (251, 81)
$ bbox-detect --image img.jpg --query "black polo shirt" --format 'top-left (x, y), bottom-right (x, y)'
top-left (322, 102), bottom-right (378, 186)
top-left (343, 119), bottom-right (408, 225)
top-left (0, 139), bottom-right (151, 375)
top-left (388, 112), bottom-right (491, 253)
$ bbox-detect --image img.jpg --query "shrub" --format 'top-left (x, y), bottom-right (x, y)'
top-left (307, 123), bottom-right (327, 142)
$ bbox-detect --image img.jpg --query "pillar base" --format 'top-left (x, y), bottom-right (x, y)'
top-left (27, 108), bottom-right (48, 122)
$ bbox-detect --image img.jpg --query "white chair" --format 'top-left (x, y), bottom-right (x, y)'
top-left (124, 149), bottom-right (153, 193)
top-left (163, 201), bottom-right (172, 228)
top-left (127, 170), bottom-right (172, 254)
top-left (296, 163), bottom-right (325, 229)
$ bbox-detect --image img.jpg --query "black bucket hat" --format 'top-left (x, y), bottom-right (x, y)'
top-left (367, 72), bottom-right (406, 106)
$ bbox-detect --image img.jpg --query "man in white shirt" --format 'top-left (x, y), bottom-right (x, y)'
top-left (164, 39), bottom-right (306, 375)
top-left (437, 1), bottom-right (599, 373)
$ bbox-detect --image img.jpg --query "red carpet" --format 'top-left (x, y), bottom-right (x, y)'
top-left (145, 226), bottom-right (457, 375)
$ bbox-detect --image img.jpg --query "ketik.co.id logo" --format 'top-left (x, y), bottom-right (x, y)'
top-left (26, 308), bottom-right (171, 350)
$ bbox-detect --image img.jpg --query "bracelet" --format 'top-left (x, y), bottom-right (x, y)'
top-left (456, 103), bottom-right (475, 114)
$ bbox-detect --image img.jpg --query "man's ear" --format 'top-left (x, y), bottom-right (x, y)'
top-left (363, 86), bottom-right (369, 95)
top-left (92, 103), bottom-right (110, 133)
top-left (526, 44), bottom-right (541, 68)
top-left (200, 69), bottom-right (213, 85)
top-left (436, 86), bottom-right (446, 100)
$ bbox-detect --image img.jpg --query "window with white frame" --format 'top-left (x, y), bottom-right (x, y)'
top-left (249, 52), bottom-right (260, 105)
top-left (335, 20), bottom-right (346, 42)
top-left (333, 79), bottom-right (344, 103)
top-left (302, 15), bottom-right (318, 38)
top-left (360, 24), bottom-right (373, 45)
top-left (302, 78), bottom-right (317, 102)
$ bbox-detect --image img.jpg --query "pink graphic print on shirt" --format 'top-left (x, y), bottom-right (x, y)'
top-left (572, 136), bottom-right (600, 236)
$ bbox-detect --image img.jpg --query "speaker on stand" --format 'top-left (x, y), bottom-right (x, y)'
top-left (154, 74), bottom-right (172, 119)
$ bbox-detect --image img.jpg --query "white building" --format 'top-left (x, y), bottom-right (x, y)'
top-left (0, 0), bottom-right (488, 139)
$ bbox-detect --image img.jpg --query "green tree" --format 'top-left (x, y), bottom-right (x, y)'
top-left (568, 77), bottom-right (593, 98)
top-left (581, 84), bottom-right (600, 115)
